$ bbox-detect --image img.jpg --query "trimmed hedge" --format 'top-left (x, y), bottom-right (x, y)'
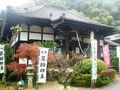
top-left (71, 59), bottom-right (116, 87)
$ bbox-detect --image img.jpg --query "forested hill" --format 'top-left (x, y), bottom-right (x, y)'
top-left (0, 0), bottom-right (120, 26)
top-left (44, 0), bottom-right (120, 26)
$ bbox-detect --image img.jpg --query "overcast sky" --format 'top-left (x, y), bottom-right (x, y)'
top-left (0, 0), bottom-right (31, 10)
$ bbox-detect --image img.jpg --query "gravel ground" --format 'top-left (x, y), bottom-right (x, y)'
top-left (25, 74), bottom-right (120, 90)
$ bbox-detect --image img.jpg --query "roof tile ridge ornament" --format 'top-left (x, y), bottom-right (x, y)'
top-left (50, 13), bottom-right (65, 29)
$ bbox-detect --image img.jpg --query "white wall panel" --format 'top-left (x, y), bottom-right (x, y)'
top-left (20, 32), bottom-right (27, 41)
top-left (29, 33), bottom-right (41, 40)
top-left (43, 34), bottom-right (54, 40)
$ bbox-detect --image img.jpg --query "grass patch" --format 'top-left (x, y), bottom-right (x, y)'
top-left (0, 80), bottom-right (15, 90)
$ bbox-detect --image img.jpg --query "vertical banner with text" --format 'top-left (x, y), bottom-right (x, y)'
top-left (117, 46), bottom-right (120, 58)
top-left (38, 48), bottom-right (48, 83)
top-left (91, 39), bottom-right (97, 80)
top-left (102, 45), bottom-right (110, 67)
top-left (116, 45), bottom-right (120, 73)
top-left (0, 45), bottom-right (5, 74)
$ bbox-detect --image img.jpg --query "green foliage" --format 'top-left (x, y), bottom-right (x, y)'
top-left (42, 41), bottom-right (58, 48)
top-left (114, 20), bottom-right (120, 25)
top-left (92, 16), bottom-right (100, 21)
top-left (74, 59), bottom-right (107, 74)
top-left (110, 51), bottom-right (119, 71)
top-left (34, 41), bottom-right (58, 48)
top-left (0, 43), bottom-right (13, 64)
top-left (45, 0), bottom-right (120, 25)
top-left (95, 74), bottom-right (111, 87)
top-left (71, 74), bottom-right (91, 87)
top-left (70, 9), bottom-right (85, 16)
top-left (71, 74), bottom-right (112, 87)
top-left (4, 44), bottom-right (13, 64)
top-left (71, 59), bottom-right (115, 87)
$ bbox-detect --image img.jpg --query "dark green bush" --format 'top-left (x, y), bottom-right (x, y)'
top-left (71, 59), bottom-right (116, 87)
top-left (71, 74), bottom-right (91, 87)
top-left (4, 44), bottom-right (13, 64)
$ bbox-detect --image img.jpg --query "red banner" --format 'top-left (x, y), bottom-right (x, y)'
top-left (103, 45), bottom-right (110, 67)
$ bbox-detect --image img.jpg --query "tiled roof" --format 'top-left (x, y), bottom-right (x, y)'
top-left (10, 5), bottom-right (104, 25)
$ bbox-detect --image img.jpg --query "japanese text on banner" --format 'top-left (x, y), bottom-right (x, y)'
top-left (38, 48), bottom-right (48, 83)
top-left (0, 45), bottom-right (5, 74)
top-left (103, 45), bottom-right (110, 67)
top-left (91, 39), bottom-right (97, 80)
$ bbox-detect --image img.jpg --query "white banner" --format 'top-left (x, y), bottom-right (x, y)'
top-left (0, 45), bottom-right (5, 74)
top-left (117, 46), bottom-right (120, 58)
top-left (19, 58), bottom-right (27, 65)
top-left (117, 45), bottom-right (120, 73)
top-left (91, 39), bottom-right (97, 80)
top-left (19, 58), bottom-right (33, 65)
top-left (38, 48), bottom-right (48, 83)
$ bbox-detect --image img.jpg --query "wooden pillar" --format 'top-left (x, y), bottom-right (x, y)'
top-left (41, 27), bottom-right (43, 41)
top-left (18, 31), bottom-right (20, 42)
top-left (53, 29), bottom-right (55, 41)
top-left (95, 33), bottom-right (101, 59)
top-left (27, 24), bottom-right (30, 41)
top-left (97, 38), bottom-right (100, 59)
top-left (65, 33), bottom-right (70, 54)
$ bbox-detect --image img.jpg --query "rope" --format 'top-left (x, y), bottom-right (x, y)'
top-left (75, 32), bottom-right (90, 55)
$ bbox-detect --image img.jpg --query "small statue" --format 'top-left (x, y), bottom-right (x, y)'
top-left (17, 77), bottom-right (24, 90)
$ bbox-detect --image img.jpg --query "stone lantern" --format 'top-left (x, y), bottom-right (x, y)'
top-left (26, 66), bottom-right (35, 88)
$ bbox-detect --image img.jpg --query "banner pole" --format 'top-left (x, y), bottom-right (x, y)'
top-left (36, 64), bottom-right (38, 90)
top-left (90, 32), bottom-right (97, 90)
top-left (117, 46), bottom-right (120, 73)
top-left (4, 63), bottom-right (6, 87)
top-left (90, 32), bottom-right (94, 90)
top-left (4, 45), bottom-right (6, 87)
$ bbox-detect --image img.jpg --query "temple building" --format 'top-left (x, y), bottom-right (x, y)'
top-left (1, 4), bottom-right (115, 58)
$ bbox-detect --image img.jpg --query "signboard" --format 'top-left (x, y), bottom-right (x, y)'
top-left (38, 48), bottom-right (48, 83)
top-left (19, 58), bottom-right (33, 65)
top-left (117, 46), bottom-right (120, 58)
top-left (91, 39), bottom-right (97, 80)
top-left (103, 45), bottom-right (110, 67)
top-left (19, 58), bottom-right (27, 65)
top-left (0, 45), bottom-right (5, 74)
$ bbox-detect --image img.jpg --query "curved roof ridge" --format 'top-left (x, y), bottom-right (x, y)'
top-left (9, 4), bottom-right (114, 28)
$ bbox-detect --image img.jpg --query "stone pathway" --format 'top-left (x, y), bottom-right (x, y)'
top-left (25, 75), bottom-right (120, 90)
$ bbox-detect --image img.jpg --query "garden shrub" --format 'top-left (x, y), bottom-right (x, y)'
top-left (74, 58), bottom-right (107, 74)
top-left (71, 59), bottom-right (116, 87)
top-left (110, 51), bottom-right (119, 71)
top-left (101, 69), bottom-right (116, 80)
